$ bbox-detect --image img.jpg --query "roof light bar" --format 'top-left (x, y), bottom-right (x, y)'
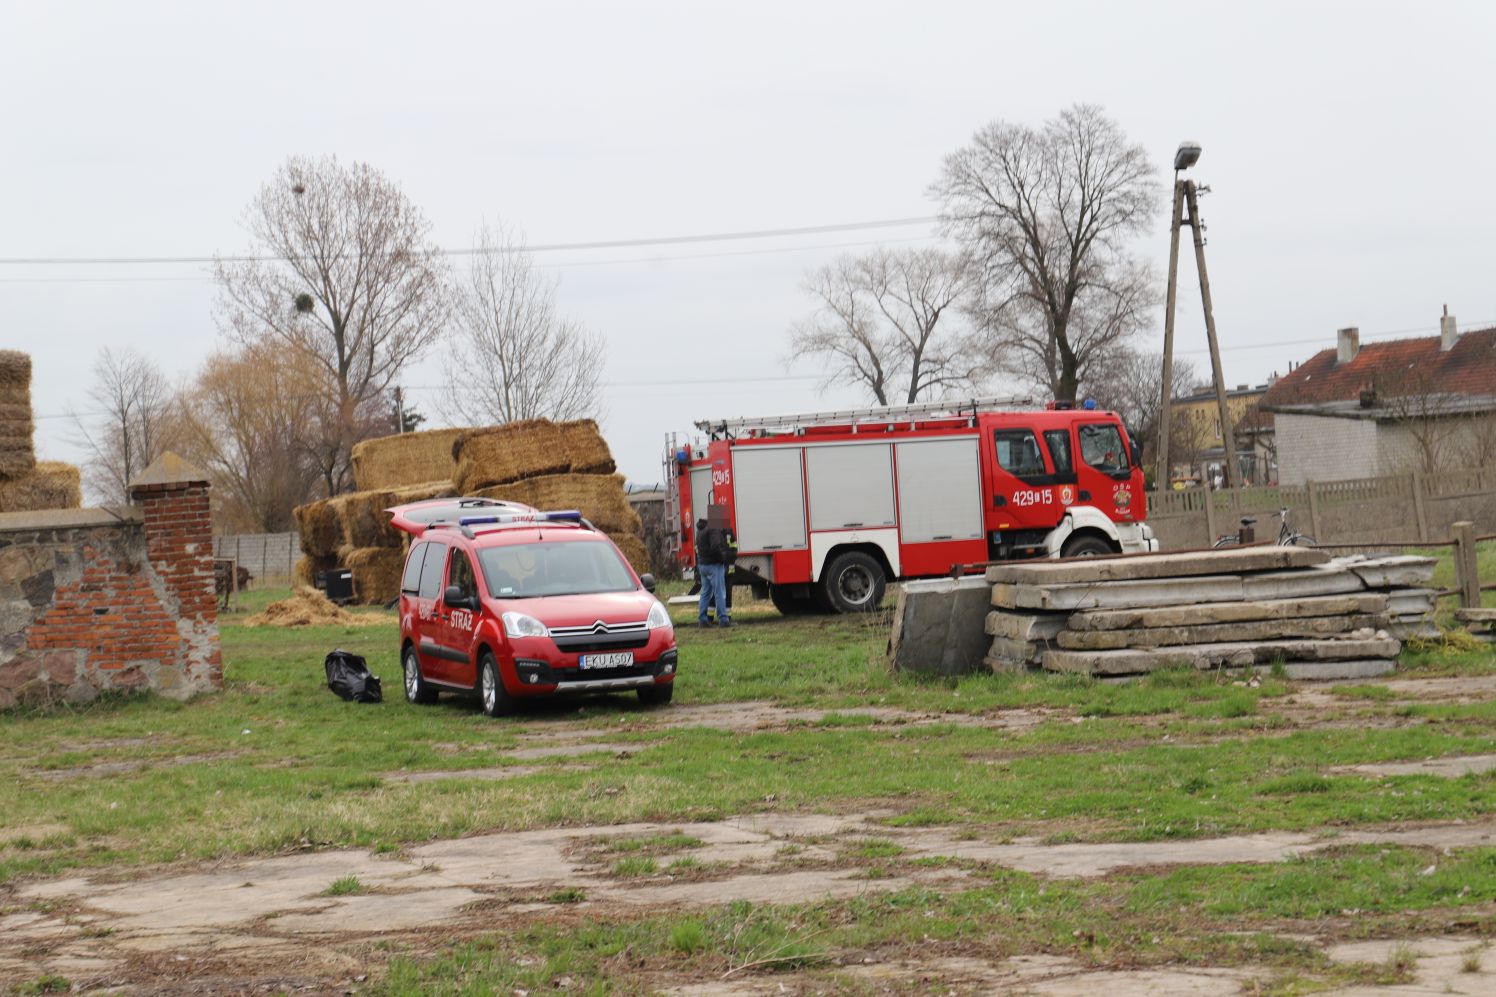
top-left (457, 509), bottom-right (586, 527)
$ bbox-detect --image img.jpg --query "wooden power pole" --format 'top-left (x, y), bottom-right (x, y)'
top-left (1156, 157), bottom-right (1238, 491)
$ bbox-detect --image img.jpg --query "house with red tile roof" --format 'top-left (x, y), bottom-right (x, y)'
top-left (1260, 311), bottom-right (1496, 484)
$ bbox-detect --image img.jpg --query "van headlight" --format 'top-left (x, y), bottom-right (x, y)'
top-left (646, 601), bottom-right (672, 631)
top-left (502, 612), bottom-right (548, 639)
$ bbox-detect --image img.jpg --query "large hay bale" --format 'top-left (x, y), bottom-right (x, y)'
top-left (330, 490), bottom-right (398, 549)
top-left (0, 350), bottom-right (35, 480)
top-left (476, 473), bottom-right (642, 534)
top-left (344, 547), bottom-right (405, 605)
top-left (0, 462), bottom-right (81, 513)
top-left (351, 428), bottom-right (464, 491)
top-left (608, 532), bottom-right (650, 576)
top-left (294, 554), bottom-right (339, 588)
top-left (293, 500), bottom-right (342, 557)
top-left (453, 420), bottom-right (570, 493)
top-left (557, 420), bottom-right (616, 476)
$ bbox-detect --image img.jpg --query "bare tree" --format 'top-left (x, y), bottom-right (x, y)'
top-left (790, 247), bottom-right (981, 405)
top-left (175, 344), bottom-right (323, 533)
top-left (74, 347), bottom-right (179, 504)
top-left (439, 222), bottom-right (605, 425)
top-left (1085, 350), bottom-right (1201, 471)
top-left (932, 104), bottom-right (1159, 402)
top-left (1369, 363), bottom-right (1467, 474)
top-left (213, 155), bottom-right (447, 495)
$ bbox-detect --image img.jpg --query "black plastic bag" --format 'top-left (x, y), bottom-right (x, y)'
top-left (325, 649), bottom-right (382, 704)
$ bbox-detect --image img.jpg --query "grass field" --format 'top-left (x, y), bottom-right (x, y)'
top-left (3, 581), bottom-right (1496, 993)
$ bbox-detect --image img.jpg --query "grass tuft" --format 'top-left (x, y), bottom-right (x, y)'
top-left (324, 875), bottom-right (363, 896)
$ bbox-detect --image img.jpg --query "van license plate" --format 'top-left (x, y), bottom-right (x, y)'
top-left (579, 651), bottom-right (634, 670)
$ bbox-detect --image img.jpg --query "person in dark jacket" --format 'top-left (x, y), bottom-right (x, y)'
top-left (696, 506), bottom-right (736, 628)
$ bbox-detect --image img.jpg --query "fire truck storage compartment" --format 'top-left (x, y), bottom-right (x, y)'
top-left (730, 446), bottom-right (808, 551)
top-left (689, 465), bottom-right (712, 519)
top-left (893, 437), bottom-right (983, 543)
top-left (805, 443), bottom-right (895, 530)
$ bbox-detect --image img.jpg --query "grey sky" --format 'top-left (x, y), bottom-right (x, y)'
top-left (5, 0), bottom-right (1494, 493)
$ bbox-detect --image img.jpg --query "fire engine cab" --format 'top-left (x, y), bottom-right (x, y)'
top-left (666, 397), bottom-right (1158, 614)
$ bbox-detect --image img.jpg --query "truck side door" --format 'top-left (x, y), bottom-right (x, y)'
top-left (988, 427), bottom-right (1062, 530)
top-left (434, 548), bottom-right (482, 687)
top-left (1074, 420), bottom-right (1138, 522)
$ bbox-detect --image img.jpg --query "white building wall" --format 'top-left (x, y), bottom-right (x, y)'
top-left (1275, 413), bottom-right (1380, 485)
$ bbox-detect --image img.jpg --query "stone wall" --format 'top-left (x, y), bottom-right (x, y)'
top-left (0, 455), bottom-right (221, 709)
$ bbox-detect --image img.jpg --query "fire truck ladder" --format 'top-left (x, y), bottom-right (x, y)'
top-left (661, 432), bottom-right (682, 565)
top-left (694, 395), bottom-right (1034, 438)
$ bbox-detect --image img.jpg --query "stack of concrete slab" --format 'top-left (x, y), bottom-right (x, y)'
top-left (1333, 554), bottom-right (1439, 640)
top-left (1455, 609), bottom-right (1496, 643)
top-left (983, 547), bottom-right (1435, 681)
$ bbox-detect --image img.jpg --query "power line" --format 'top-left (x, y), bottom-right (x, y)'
top-left (0, 234), bottom-right (937, 285)
top-left (0, 216), bottom-right (939, 267)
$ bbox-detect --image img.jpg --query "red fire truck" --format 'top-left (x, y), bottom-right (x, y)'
top-left (666, 397), bottom-right (1158, 614)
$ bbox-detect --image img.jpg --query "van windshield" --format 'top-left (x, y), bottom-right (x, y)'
top-left (477, 541), bottom-right (636, 598)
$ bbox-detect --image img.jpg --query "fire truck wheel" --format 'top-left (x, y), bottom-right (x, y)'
top-left (1060, 534), bottom-right (1115, 558)
top-left (820, 551), bottom-right (887, 613)
top-left (769, 584), bottom-right (818, 615)
top-left (477, 651), bottom-right (516, 718)
top-left (403, 645), bottom-right (438, 705)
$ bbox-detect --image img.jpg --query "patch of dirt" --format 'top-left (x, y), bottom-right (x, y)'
top-left (383, 764), bottom-right (583, 784)
top-left (10, 812), bottom-right (1496, 992)
top-left (1331, 753), bottom-right (1496, 778)
top-left (31, 752), bottom-right (242, 781)
top-left (242, 587), bottom-right (384, 627)
top-left (0, 823), bottom-right (69, 845)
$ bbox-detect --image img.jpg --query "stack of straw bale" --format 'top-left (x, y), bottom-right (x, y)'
top-left (0, 352), bottom-right (82, 514)
top-left (351, 428), bottom-right (464, 491)
top-left (476, 473), bottom-right (641, 535)
top-left (293, 480), bottom-right (454, 603)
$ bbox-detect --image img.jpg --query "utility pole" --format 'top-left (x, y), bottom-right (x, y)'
top-left (1185, 181), bottom-right (1238, 490)
top-left (1156, 176), bottom-right (1185, 487)
top-left (1157, 142), bottom-right (1238, 491)
top-left (393, 386), bottom-right (405, 434)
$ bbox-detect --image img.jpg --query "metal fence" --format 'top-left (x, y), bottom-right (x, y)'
top-left (212, 532), bottom-right (298, 585)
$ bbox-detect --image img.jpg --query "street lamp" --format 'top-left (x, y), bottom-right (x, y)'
top-left (1173, 141), bottom-right (1201, 172)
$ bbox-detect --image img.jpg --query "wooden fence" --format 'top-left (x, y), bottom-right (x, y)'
top-left (1145, 466), bottom-right (1496, 551)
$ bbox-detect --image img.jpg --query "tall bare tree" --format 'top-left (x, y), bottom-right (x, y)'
top-left (74, 347), bottom-right (179, 504)
top-left (932, 104), bottom-right (1159, 402)
top-left (213, 155), bottom-right (447, 495)
top-left (790, 247), bottom-right (980, 405)
top-left (175, 344), bottom-right (323, 533)
top-left (439, 222), bottom-right (605, 425)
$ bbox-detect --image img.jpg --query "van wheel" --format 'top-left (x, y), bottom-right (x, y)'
top-left (638, 682), bottom-right (674, 706)
top-left (819, 551), bottom-right (886, 613)
top-left (1061, 534), bottom-right (1115, 558)
top-left (477, 652), bottom-right (515, 718)
top-left (403, 646), bottom-right (437, 705)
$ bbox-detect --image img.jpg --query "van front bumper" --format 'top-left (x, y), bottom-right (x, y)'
top-left (510, 648), bottom-right (677, 694)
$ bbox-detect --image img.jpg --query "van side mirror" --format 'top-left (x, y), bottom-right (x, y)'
top-left (443, 585), bottom-right (472, 609)
top-left (639, 573), bottom-right (656, 594)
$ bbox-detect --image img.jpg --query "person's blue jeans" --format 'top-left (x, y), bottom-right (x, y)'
top-left (697, 563), bottom-right (728, 624)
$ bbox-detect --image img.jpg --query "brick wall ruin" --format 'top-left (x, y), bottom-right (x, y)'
top-left (0, 454), bottom-right (222, 709)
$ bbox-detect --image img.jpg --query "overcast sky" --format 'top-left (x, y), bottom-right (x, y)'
top-left (5, 0), bottom-right (1495, 497)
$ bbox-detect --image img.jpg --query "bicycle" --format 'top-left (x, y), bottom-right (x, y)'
top-left (1213, 507), bottom-right (1316, 548)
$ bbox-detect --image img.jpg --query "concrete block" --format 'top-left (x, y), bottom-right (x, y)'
top-left (1043, 637), bottom-right (1401, 677)
top-left (1335, 555), bottom-right (1436, 589)
top-left (1387, 589), bottom-right (1438, 615)
top-left (984, 610), bottom-right (1068, 640)
top-left (985, 545), bottom-right (1328, 585)
top-left (1240, 567), bottom-right (1363, 600)
top-left (1055, 614), bottom-right (1388, 651)
top-left (1067, 594), bottom-right (1390, 632)
top-left (888, 576), bottom-right (992, 676)
top-left (988, 635), bottom-right (1044, 664)
top-left (1456, 608), bottom-right (1496, 623)
top-left (993, 575), bottom-right (1246, 612)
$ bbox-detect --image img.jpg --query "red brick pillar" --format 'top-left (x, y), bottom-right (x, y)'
top-left (128, 453), bottom-right (222, 687)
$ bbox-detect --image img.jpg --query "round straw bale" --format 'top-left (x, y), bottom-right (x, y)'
top-left (344, 547), bottom-right (406, 605)
top-left (474, 473), bottom-right (641, 534)
top-left (351, 428), bottom-right (465, 491)
top-left (608, 533), bottom-right (650, 576)
top-left (293, 554), bottom-right (339, 588)
top-left (0, 462), bottom-right (80, 513)
top-left (293, 499), bottom-right (342, 557)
